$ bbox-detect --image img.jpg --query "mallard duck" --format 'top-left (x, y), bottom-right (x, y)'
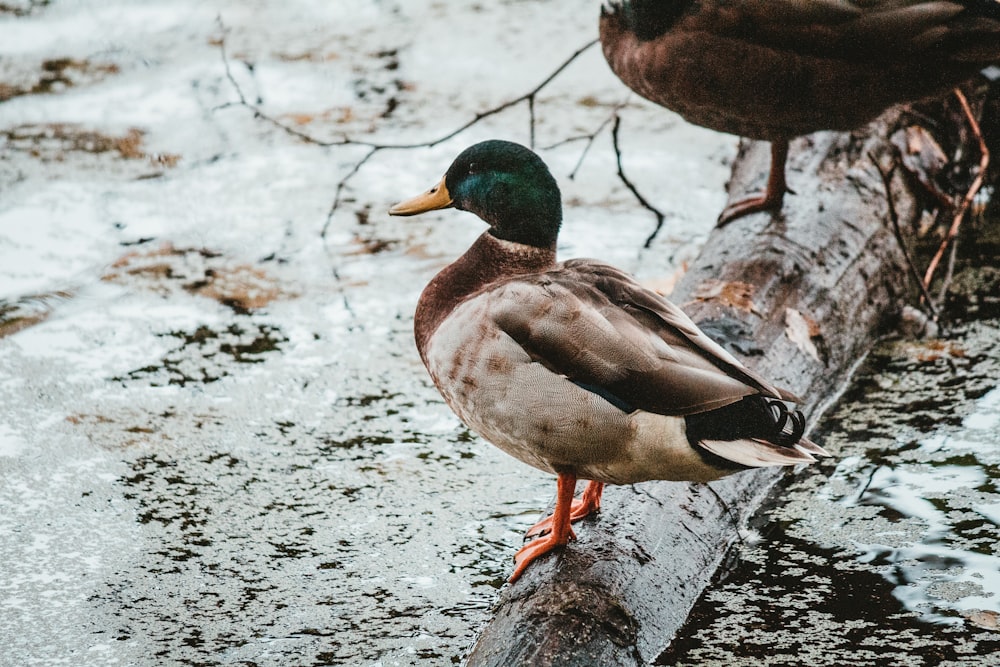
top-left (389, 140), bottom-right (828, 582)
top-left (600, 0), bottom-right (1000, 225)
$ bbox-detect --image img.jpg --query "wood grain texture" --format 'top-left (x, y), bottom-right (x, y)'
top-left (466, 109), bottom-right (921, 666)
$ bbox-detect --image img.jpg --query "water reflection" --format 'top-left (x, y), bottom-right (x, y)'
top-left (840, 380), bottom-right (1000, 624)
top-left (662, 320), bottom-right (1000, 664)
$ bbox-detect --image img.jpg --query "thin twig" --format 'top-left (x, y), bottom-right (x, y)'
top-left (628, 483), bottom-right (666, 507)
top-left (937, 234), bottom-right (960, 304)
top-left (871, 154), bottom-right (941, 323)
top-left (703, 483), bottom-right (741, 528)
top-left (542, 100), bottom-right (629, 180)
top-left (611, 114), bottom-right (668, 248)
top-left (219, 34), bottom-right (598, 152)
top-left (325, 147), bottom-right (378, 229)
top-left (212, 19), bottom-right (597, 236)
top-left (922, 88), bottom-right (990, 289)
top-left (528, 96), bottom-right (536, 150)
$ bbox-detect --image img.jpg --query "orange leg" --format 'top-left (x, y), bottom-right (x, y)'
top-left (510, 473), bottom-right (578, 582)
top-left (524, 480), bottom-right (604, 539)
top-left (717, 139), bottom-right (789, 227)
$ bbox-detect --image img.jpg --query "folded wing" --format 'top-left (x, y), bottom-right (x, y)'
top-left (490, 258), bottom-right (788, 417)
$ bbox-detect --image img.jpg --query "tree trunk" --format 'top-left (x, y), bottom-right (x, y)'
top-left (466, 108), bottom-right (922, 666)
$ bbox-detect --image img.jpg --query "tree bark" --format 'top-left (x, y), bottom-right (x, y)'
top-left (466, 108), bottom-right (922, 666)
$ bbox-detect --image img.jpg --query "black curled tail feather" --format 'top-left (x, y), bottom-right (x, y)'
top-left (684, 395), bottom-right (807, 449)
top-left (767, 399), bottom-right (806, 447)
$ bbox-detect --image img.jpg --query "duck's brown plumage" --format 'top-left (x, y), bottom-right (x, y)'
top-left (415, 233), bottom-right (817, 485)
top-left (599, 0), bottom-right (1000, 222)
top-left (392, 140), bottom-right (828, 581)
top-left (416, 234), bottom-right (789, 414)
top-left (414, 233), bottom-right (555, 365)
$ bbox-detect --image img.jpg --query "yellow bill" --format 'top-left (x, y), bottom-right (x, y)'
top-left (388, 176), bottom-right (453, 216)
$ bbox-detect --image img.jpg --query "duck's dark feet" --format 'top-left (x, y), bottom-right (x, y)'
top-left (510, 473), bottom-right (580, 582)
top-left (717, 139), bottom-right (790, 228)
top-left (524, 480), bottom-right (604, 539)
top-left (717, 190), bottom-right (785, 227)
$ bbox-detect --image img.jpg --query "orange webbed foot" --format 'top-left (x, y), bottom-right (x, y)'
top-left (508, 472), bottom-right (582, 582)
top-left (510, 532), bottom-right (571, 582)
top-left (524, 480), bottom-right (604, 539)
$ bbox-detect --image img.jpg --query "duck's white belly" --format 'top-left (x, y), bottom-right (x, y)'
top-left (423, 298), bottom-right (730, 484)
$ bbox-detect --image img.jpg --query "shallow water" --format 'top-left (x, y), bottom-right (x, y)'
top-left (3, 2), bottom-right (999, 666)
top-left (660, 320), bottom-right (1000, 666)
top-left (0, 2), bottom-right (734, 665)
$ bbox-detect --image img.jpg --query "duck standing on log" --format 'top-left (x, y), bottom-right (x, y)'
top-left (599, 0), bottom-right (1000, 225)
top-left (389, 140), bottom-right (828, 582)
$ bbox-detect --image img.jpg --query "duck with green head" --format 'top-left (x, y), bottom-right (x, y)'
top-left (390, 140), bottom-right (828, 582)
top-left (599, 0), bottom-right (1000, 225)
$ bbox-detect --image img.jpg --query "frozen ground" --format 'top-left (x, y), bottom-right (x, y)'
top-left (2, 2), bottom-right (999, 666)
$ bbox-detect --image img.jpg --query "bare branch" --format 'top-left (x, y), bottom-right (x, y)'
top-left (611, 114), bottom-right (668, 248)
top-left (871, 154), bottom-right (942, 323)
top-left (211, 19), bottom-right (597, 236)
top-left (936, 234), bottom-right (960, 305)
top-left (922, 88), bottom-right (989, 289)
top-left (541, 100), bottom-right (628, 180)
top-left (322, 147), bottom-right (379, 238)
top-left (216, 19), bottom-right (247, 106)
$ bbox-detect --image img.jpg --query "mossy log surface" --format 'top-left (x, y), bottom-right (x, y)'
top-left (466, 109), bottom-right (921, 666)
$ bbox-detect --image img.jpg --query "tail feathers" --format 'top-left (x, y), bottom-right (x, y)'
top-left (685, 396), bottom-right (807, 448)
top-left (767, 400), bottom-right (806, 447)
top-left (685, 395), bottom-right (830, 469)
top-left (795, 436), bottom-right (831, 458)
top-left (698, 438), bottom-right (815, 468)
top-left (775, 386), bottom-right (803, 403)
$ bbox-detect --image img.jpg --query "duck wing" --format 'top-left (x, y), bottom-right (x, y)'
top-left (738, 0), bottom-right (999, 60)
top-left (490, 258), bottom-right (788, 417)
top-left (609, 0), bottom-right (1000, 61)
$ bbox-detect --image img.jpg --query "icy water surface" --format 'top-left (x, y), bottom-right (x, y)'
top-left (0, 1), bottom-right (734, 665)
top-left (661, 320), bottom-right (1000, 666)
top-left (4, 1), bottom-right (1000, 666)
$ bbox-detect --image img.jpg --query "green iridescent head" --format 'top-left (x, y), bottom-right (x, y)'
top-left (390, 140), bottom-right (562, 249)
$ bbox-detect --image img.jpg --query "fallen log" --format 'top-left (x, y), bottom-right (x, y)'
top-left (465, 107), bottom-right (926, 665)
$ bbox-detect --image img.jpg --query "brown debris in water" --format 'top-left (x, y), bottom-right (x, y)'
top-left (2, 123), bottom-right (180, 168)
top-left (0, 57), bottom-right (119, 102)
top-left (103, 243), bottom-right (296, 313)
